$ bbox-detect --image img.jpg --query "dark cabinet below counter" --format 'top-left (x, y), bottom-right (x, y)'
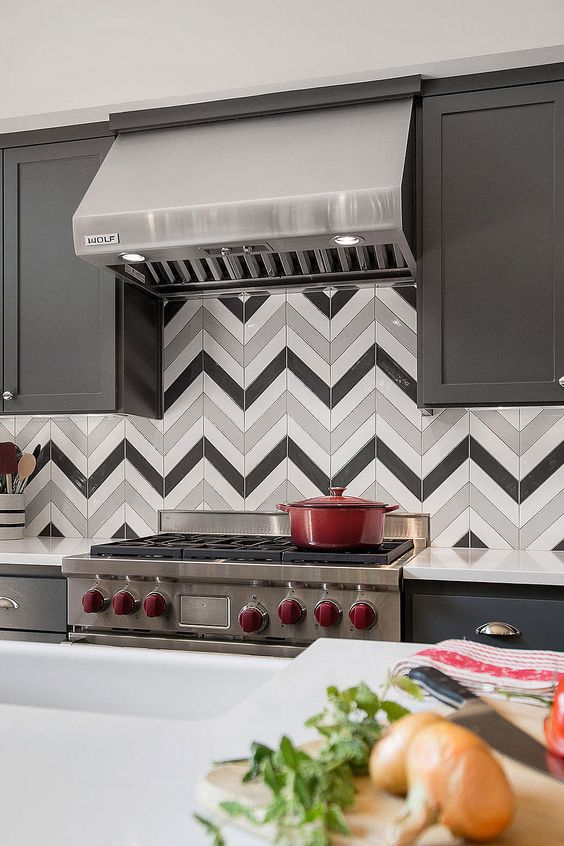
top-left (1, 135), bottom-right (163, 416)
top-left (404, 580), bottom-right (564, 651)
top-left (419, 80), bottom-right (564, 407)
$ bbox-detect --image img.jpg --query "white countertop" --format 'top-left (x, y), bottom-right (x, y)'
top-left (0, 638), bottom-right (419, 846)
top-left (405, 547), bottom-right (564, 586)
top-left (0, 537), bottom-right (105, 566)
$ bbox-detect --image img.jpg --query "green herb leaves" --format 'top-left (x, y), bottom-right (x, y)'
top-left (195, 676), bottom-right (421, 846)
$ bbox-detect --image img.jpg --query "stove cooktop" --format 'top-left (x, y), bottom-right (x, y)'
top-left (90, 533), bottom-right (414, 565)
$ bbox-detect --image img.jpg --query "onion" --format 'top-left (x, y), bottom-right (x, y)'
top-left (369, 711), bottom-right (444, 795)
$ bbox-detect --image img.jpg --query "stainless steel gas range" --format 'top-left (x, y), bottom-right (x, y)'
top-left (64, 511), bottom-right (429, 657)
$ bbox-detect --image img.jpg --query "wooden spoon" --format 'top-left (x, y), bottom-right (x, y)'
top-left (15, 453), bottom-right (36, 493)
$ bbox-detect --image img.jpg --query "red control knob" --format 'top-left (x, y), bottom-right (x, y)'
top-left (143, 592), bottom-right (169, 618)
top-left (82, 588), bottom-right (107, 614)
top-left (349, 601), bottom-right (377, 630)
top-left (238, 604), bottom-right (268, 634)
top-left (112, 590), bottom-right (138, 616)
top-left (314, 600), bottom-right (341, 628)
top-left (277, 598), bottom-right (305, 625)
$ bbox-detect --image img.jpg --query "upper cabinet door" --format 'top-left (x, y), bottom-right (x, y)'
top-left (2, 137), bottom-right (116, 413)
top-left (419, 82), bottom-right (564, 406)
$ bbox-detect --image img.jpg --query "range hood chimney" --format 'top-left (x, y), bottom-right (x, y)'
top-left (73, 98), bottom-right (415, 296)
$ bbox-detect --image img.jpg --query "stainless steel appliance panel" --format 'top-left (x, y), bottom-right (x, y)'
top-left (0, 576), bottom-right (66, 632)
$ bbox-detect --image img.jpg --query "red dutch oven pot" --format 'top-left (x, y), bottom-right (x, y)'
top-left (277, 487), bottom-right (399, 551)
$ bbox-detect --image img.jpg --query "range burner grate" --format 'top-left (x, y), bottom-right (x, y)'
top-left (90, 534), bottom-right (413, 565)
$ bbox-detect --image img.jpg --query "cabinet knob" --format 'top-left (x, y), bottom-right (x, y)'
top-left (475, 621), bottom-right (520, 637)
top-left (2, 391), bottom-right (14, 401)
top-left (559, 377), bottom-right (564, 387)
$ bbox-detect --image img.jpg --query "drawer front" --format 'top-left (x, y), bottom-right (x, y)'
top-left (411, 593), bottom-right (564, 651)
top-left (0, 576), bottom-right (66, 632)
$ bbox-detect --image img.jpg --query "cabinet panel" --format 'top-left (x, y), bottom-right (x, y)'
top-left (408, 592), bottom-right (564, 651)
top-left (3, 138), bottom-right (116, 412)
top-left (420, 82), bottom-right (564, 406)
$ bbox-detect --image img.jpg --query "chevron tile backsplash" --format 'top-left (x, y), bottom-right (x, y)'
top-left (8, 287), bottom-right (564, 549)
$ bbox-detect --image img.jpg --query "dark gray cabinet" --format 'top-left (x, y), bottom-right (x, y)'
top-left (1, 136), bottom-right (162, 416)
top-left (404, 581), bottom-right (564, 651)
top-left (419, 82), bottom-right (564, 406)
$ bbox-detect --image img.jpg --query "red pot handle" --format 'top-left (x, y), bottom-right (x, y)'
top-left (384, 504), bottom-right (400, 513)
top-left (276, 503), bottom-right (290, 512)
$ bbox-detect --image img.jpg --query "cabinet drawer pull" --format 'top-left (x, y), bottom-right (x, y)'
top-left (475, 621), bottom-right (520, 637)
top-left (2, 391), bottom-right (14, 401)
top-left (0, 596), bottom-right (19, 610)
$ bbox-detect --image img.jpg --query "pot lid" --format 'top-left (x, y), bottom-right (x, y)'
top-left (286, 487), bottom-right (390, 509)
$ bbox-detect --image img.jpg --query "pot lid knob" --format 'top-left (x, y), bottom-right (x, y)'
top-left (329, 486), bottom-right (346, 497)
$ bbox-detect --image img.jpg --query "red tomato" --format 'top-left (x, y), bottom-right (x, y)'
top-left (544, 678), bottom-right (564, 758)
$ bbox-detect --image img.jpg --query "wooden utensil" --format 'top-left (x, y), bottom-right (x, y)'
top-left (198, 699), bottom-right (564, 846)
top-left (0, 443), bottom-right (18, 494)
top-left (15, 453), bottom-right (36, 493)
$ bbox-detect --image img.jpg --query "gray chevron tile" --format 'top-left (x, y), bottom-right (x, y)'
top-left (520, 487), bottom-right (564, 550)
top-left (0, 417), bottom-right (15, 440)
top-left (374, 296), bottom-right (417, 357)
top-left (331, 393), bottom-right (375, 453)
top-left (428, 484), bottom-right (470, 545)
top-left (377, 391), bottom-right (421, 454)
top-left (164, 301), bottom-right (203, 369)
top-left (470, 484), bottom-right (519, 549)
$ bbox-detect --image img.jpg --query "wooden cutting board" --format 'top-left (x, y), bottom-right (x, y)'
top-left (198, 700), bottom-right (564, 845)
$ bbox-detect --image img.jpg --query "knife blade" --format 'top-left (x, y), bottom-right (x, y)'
top-left (407, 665), bottom-right (564, 782)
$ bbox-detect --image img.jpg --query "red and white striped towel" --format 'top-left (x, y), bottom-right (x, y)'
top-left (392, 640), bottom-right (564, 702)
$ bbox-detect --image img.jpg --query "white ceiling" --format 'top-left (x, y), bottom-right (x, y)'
top-left (1, 0), bottom-right (564, 132)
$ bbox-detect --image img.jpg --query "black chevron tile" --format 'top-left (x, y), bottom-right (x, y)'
top-left (287, 349), bottom-right (331, 406)
top-left (164, 438), bottom-right (204, 497)
top-left (40, 522), bottom-right (57, 537)
top-left (330, 289), bottom-right (357, 316)
top-left (164, 300), bottom-right (186, 325)
top-left (423, 437), bottom-right (469, 500)
top-left (470, 436), bottom-right (519, 502)
top-left (202, 351), bottom-right (245, 409)
top-left (469, 531), bottom-right (487, 548)
top-left (376, 345), bottom-right (417, 403)
top-left (219, 296), bottom-right (244, 322)
top-left (376, 438), bottom-right (421, 499)
top-left (553, 539), bottom-right (564, 551)
top-left (304, 290), bottom-right (331, 317)
top-left (245, 439), bottom-right (288, 497)
top-left (126, 442), bottom-right (164, 496)
top-left (395, 286), bottom-right (417, 309)
top-left (332, 347), bottom-right (375, 407)
top-left (51, 442), bottom-right (87, 497)
top-left (204, 437), bottom-right (245, 498)
top-left (520, 440), bottom-right (564, 503)
top-left (288, 438), bottom-right (330, 493)
top-left (164, 352), bottom-right (203, 412)
top-left (454, 532), bottom-right (470, 548)
top-left (332, 439), bottom-right (375, 488)
top-left (88, 440), bottom-right (126, 498)
top-left (244, 294), bottom-right (270, 322)
top-left (245, 349), bottom-right (286, 409)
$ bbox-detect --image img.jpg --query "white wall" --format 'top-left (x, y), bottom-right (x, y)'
top-left (2, 0), bottom-right (564, 131)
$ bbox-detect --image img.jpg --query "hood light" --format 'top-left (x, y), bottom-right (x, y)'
top-left (331, 235), bottom-right (364, 246)
top-left (119, 252), bottom-right (146, 263)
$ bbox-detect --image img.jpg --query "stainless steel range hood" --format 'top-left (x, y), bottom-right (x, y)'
top-left (73, 99), bottom-right (415, 296)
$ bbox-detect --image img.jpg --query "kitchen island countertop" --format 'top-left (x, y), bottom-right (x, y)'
top-left (0, 638), bottom-right (420, 846)
top-left (404, 547), bottom-right (564, 586)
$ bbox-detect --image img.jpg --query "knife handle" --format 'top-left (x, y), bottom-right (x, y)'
top-left (407, 666), bottom-right (478, 708)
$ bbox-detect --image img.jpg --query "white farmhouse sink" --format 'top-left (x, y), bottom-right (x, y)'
top-left (0, 641), bottom-right (289, 720)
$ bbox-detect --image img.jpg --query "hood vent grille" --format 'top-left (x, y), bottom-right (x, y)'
top-left (108, 242), bottom-right (411, 297)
